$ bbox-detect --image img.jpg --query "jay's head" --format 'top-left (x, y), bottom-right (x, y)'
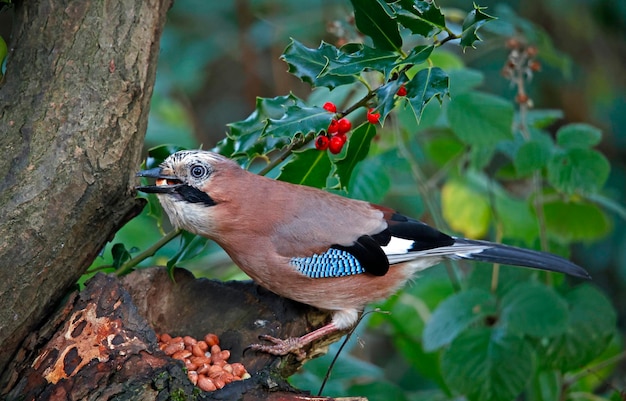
top-left (136, 150), bottom-right (236, 235)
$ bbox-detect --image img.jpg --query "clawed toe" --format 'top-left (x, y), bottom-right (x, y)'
top-left (246, 335), bottom-right (307, 360)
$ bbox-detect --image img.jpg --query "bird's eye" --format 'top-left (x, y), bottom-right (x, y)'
top-left (190, 164), bottom-right (208, 179)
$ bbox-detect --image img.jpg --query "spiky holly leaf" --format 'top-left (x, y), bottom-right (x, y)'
top-left (405, 67), bottom-right (449, 123)
top-left (263, 105), bottom-right (334, 146)
top-left (398, 45), bottom-right (434, 66)
top-left (276, 148), bottom-right (332, 188)
top-left (333, 122), bottom-right (377, 189)
top-left (350, 0), bottom-right (403, 52)
top-left (460, 5), bottom-right (496, 48)
top-left (321, 43), bottom-right (400, 79)
top-left (226, 94), bottom-right (315, 160)
top-left (390, 0), bottom-right (446, 38)
top-left (373, 75), bottom-right (409, 126)
top-left (281, 40), bottom-right (356, 89)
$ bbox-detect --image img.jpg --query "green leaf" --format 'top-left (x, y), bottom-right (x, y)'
top-left (423, 288), bottom-right (496, 352)
top-left (556, 123), bottom-right (602, 149)
top-left (500, 282), bottom-right (569, 338)
top-left (494, 194), bottom-right (539, 245)
top-left (527, 370), bottom-right (561, 401)
top-left (334, 123), bottom-right (377, 189)
top-left (542, 285), bottom-right (616, 371)
top-left (276, 148), bottom-right (332, 188)
top-left (448, 68), bottom-right (484, 96)
top-left (347, 155), bottom-right (391, 203)
top-left (227, 94), bottom-right (306, 159)
top-left (350, 0), bottom-right (403, 52)
top-left (322, 43), bottom-right (399, 78)
top-left (448, 92), bottom-right (514, 147)
top-left (441, 178), bottom-right (491, 238)
top-left (543, 200), bottom-right (611, 242)
top-left (514, 139), bottom-right (553, 175)
top-left (460, 5), bottom-right (496, 48)
top-left (391, 0), bottom-right (446, 38)
top-left (442, 328), bottom-right (534, 401)
top-left (374, 75), bottom-right (409, 125)
top-left (227, 95), bottom-right (334, 160)
top-left (399, 45), bottom-right (434, 66)
top-left (525, 109), bottom-right (564, 129)
top-left (405, 67), bottom-right (449, 123)
top-left (264, 105), bottom-right (333, 143)
top-left (281, 40), bottom-right (356, 89)
top-left (166, 231), bottom-right (209, 270)
top-left (547, 148), bottom-right (610, 194)
top-left (111, 243), bottom-right (132, 269)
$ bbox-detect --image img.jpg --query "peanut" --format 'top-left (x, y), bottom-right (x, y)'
top-left (197, 375), bottom-right (216, 392)
top-left (158, 331), bottom-right (250, 393)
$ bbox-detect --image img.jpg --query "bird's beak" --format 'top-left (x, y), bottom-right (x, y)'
top-left (135, 167), bottom-right (183, 194)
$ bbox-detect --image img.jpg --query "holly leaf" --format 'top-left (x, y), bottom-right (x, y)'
top-left (373, 75), bottom-right (409, 125)
top-left (399, 45), bottom-right (434, 66)
top-left (460, 5), bottom-right (496, 48)
top-left (226, 95), bottom-right (331, 160)
top-left (281, 40), bottom-right (356, 89)
top-left (263, 105), bottom-right (334, 145)
top-left (111, 243), bottom-right (132, 269)
top-left (276, 148), bottom-right (332, 189)
top-left (321, 43), bottom-right (399, 79)
top-left (405, 67), bottom-right (449, 123)
top-left (390, 0), bottom-right (446, 38)
top-left (350, 0), bottom-right (403, 52)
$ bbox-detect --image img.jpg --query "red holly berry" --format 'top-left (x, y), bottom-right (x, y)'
top-left (337, 118), bottom-right (351, 134)
top-left (323, 102), bottom-right (337, 113)
top-left (367, 108), bottom-right (381, 124)
top-left (329, 135), bottom-right (346, 154)
top-left (328, 119), bottom-right (339, 134)
top-left (315, 135), bottom-right (330, 150)
top-left (396, 85), bottom-right (407, 97)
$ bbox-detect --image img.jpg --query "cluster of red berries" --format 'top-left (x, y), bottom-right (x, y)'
top-left (315, 102), bottom-right (351, 154)
top-left (315, 88), bottom-right (409, 152)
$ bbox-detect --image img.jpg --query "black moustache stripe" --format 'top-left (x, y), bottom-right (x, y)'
top-left (176, 185), bottom-right (217, 206)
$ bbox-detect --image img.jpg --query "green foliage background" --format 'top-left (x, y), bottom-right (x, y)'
top-left (84, 0), bottom-right (625, 399)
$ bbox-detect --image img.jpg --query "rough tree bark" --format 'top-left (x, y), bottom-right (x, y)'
top-left (0, 0), bottom-right (172, 375)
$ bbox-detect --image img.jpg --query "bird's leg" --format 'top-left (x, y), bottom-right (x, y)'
top-left (247, 322), bottom-right (340, 360)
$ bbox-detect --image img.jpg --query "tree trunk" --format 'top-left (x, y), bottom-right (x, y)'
top-left (0, 0), bottom-right (172, 376)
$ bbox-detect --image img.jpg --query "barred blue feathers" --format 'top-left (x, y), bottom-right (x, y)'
top-left (291, 248), bottom-right (366, 278)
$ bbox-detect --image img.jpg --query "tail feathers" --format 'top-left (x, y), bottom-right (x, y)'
top-left (454, 238), bottom-right (591, 279)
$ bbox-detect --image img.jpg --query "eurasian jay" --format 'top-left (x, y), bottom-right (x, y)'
top-left (136, 150), bottom-right (589, 357)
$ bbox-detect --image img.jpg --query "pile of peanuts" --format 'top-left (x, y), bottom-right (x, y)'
top-left (157, 332), bottom-right (251, 392)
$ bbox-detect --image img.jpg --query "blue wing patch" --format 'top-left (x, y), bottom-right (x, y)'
top-left (291, 248), bottom-right (366, 278)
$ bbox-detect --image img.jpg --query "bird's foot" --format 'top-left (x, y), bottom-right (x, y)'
top-left (247, 335), bottom-right (308, 360)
